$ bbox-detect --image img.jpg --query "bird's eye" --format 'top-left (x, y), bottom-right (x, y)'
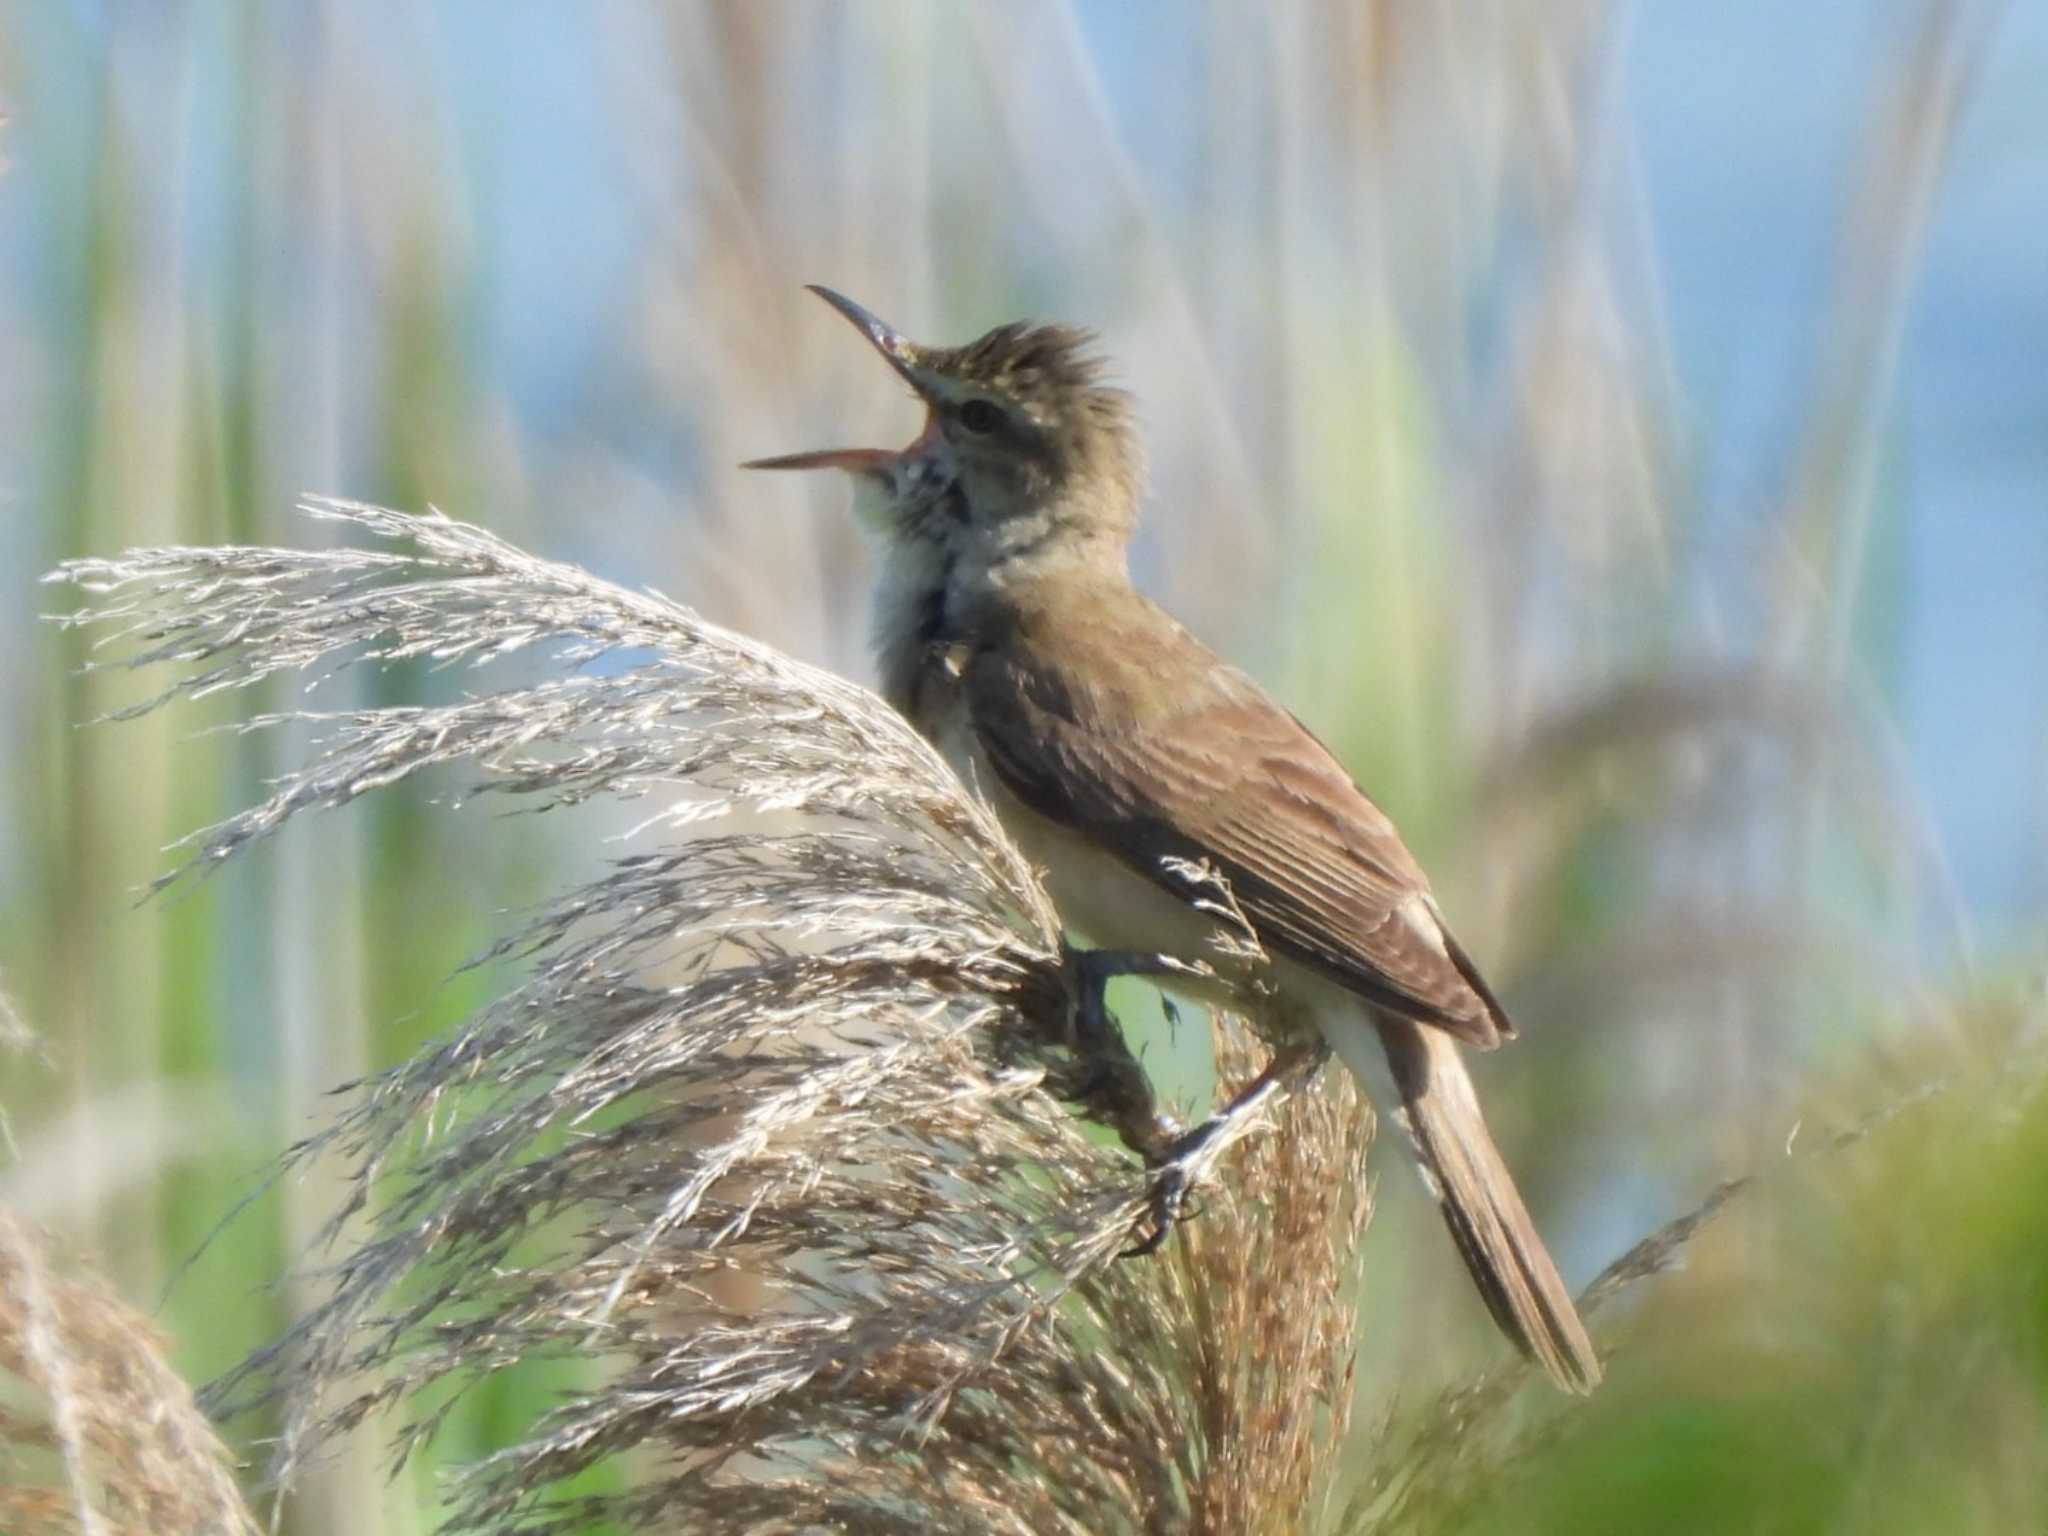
top-left (958, 398), bottom-right (1003, 435)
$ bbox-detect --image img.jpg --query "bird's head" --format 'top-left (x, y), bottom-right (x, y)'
top-left (745, 287), bottom-right (1142, 565)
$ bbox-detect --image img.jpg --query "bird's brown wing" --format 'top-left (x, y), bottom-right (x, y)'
top-left (964, 598), bottom-right (1510, 1046)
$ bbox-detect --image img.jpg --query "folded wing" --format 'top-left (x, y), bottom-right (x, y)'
top-left (964, 598), bottom-right (1511, 1047)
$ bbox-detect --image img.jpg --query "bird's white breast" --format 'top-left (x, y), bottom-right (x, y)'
top-left (915, 681), bottom-right (1267, 1001)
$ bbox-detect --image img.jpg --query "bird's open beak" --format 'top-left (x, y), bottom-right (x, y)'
top-left (742, 286), bottom-right (938, 475)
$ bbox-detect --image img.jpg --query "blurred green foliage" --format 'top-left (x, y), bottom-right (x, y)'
top-left (1468, 1009), bottom-right (2048, 1533)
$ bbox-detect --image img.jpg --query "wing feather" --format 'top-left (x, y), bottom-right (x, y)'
top-left (965, 597), bottom-right (1508, 1046)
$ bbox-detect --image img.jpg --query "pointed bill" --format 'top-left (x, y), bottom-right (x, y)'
top-left (741, 446), bottom-right (897, 473)
top-left (802, 286), bottom-right (925, 386)
top-left (742, 287), bottom-right (940, 475)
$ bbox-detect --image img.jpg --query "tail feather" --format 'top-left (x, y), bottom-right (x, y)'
top-left (1376, 1016), bottom-right (1602, 1392)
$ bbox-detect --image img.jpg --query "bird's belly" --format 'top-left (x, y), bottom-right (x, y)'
top-left (919, 688), bottom-right (1388, 1075)
top-left (995, 760), bottom-right (1391, 1087)
top-left (922, 699), bottom-right (1229, 960)
top-left (1008, 794), bottom-right (1232, 961)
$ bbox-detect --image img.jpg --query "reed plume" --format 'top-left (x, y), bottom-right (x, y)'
top-left (46, 498), bottom-right (1375, 1534)
top-left (0, 1210), bottom-right (259, 1536)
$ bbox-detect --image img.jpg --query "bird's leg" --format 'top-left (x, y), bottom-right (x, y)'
top-left (1066, 947), bottom-right (1201, 1049)
top-left (1121, 1035), bottom-right (1332, 1259)
top-left (1060, 944), bottom-right (1195, 1163)
top-left (1058, 943), bottom-right (1327, 1257)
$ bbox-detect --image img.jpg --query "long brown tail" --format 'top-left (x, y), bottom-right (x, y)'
top-left (1376, 1016), bottom-right (1602, 1392)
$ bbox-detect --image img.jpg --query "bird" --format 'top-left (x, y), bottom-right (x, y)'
top-left (745, 286), bottom-right (1601, 1392)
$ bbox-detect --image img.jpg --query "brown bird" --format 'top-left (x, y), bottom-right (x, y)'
top-left (747, 287), bottom-right (1601, 1392)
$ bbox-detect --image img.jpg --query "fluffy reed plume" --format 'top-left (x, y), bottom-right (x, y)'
top-left (0, 1210), bottom-right (260, 1536)
top-left (47, 499), bottom-right (1374, 1534)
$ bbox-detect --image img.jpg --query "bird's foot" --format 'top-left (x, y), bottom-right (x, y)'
top-left (1121, 1118), bottom-right (1228, 1257)
top-left (1119, 1037), bottom-right (1332, 1258)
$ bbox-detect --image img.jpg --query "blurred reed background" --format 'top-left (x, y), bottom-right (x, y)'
top-left (2, 3), bottom-right (2045, 1532)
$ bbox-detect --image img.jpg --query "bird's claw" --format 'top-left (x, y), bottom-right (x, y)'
top-left (1116, 1038), bottom-right (1332, 1258)
top-left (1119, 1120), bottom-right (1225, 1258)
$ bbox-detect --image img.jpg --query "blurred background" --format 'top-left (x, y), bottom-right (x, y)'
top-left (2, 3), bottom-right (2045, 1531)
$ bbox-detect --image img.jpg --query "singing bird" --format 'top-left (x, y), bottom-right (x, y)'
top-left (747, 287), bottom-right (1600, 1392)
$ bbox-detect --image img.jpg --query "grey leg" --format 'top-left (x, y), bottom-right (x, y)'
top-left (1122, 1036), bottom-right (1332, 1258)
top-left (1060, 944), bottom-right (1191, 1162)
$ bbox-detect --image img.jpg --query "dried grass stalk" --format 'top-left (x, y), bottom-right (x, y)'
top-left (46, 499), bottom-right (1374, 1534)
top-left (0, 1211), bottom-right (260, 1536)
